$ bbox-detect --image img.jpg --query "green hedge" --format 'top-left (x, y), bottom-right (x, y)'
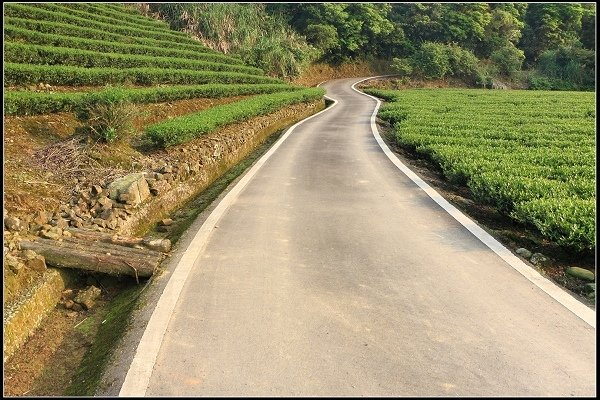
top-left (5, 17), bottom-right (222, 57)
top-left (146, 88), bottom-right (325, 147)
top-left (4, 25), bottom-right (240, 65)
top-left (27, 3), bottom-right (177, 38)
top-left (60, 3), bottom-right (167, 29)
top-left (5, 84), bottom-right (302, 116)
top-left (4, 4), bottom-right (199, 47)
top-left (5, 63), bottom-right (284, 86)
top-left (4, 91), bottom-right (84, 116)
top-left (4, 42), bottom-right (263, 75)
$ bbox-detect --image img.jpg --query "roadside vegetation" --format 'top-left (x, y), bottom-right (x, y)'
top-left (141, 3), bottom-right (595, 89)
top-left (364, 88), bottom-right (595, 253)
top-left (146, 88), bottom-right (325, 147)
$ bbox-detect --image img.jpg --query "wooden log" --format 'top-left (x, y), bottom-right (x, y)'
top-left (67, 227), bottom-right (171, 252)
top-left (19, 238), bottom-right (159, 278)
top-left (60, 236), bottom-right (162, 260)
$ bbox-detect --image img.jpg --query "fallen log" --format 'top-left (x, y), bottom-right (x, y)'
top-left (19, 238), bottom-right (160, 278)
top-left (66, 227), bottom-right (171, 252)
top-left (60, 236), bottom-right (162, 260)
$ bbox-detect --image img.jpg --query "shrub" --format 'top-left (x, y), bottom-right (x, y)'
top-left (390, 57), bottom-right (413, 76)
top-left (445, 44), bottom-right (479, 82)
top-left (536, 46), bottom-right (595, 89)
top-left (490, 44), bottom-right (525, 76)
top-left (78, 89), bottom-right (138, 143)
top-left (411, 42), bottom-right (450, 79)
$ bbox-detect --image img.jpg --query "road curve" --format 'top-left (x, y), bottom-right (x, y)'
top-left (126, 78), bottom-right (595, 396)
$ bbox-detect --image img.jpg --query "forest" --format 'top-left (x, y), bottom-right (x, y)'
top-left (147, 3), bottom-right (595, 90)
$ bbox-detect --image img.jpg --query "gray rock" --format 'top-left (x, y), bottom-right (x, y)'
top-left (74, 285), bottom-right (102, 310)
top-left (106, 219), bottom-right (118, 230)
top-left (99, 208), bottom-right (116, 221)
top-left (93, 218), bottom-right (107, 228)
top-left (53, 217), bottom-right (70, 229)
top-left (530, 253), bottom-right (548, 265)
top-left (143, 238), bottom-right (172, 253)
top-left (107, 173), bottom-right (150, 206)
top-left (98, 196), bottom-right (113, 209)
top-left (515, 248), bottom-right (532, 259)
top-left (70, 218), bottom-right (84, 228)
top-left (149, 180), bottom-right (171, 196)
top-left (4, 216), bottom-right (21, 231)
top-left (160, 218), bottom-right (173, 226)
top-left (23, 249), bottom-right (38, 260)
top-left (160, 165), bottom-right (173, 173)
top-left (566, 267), bottom-right (595, 282)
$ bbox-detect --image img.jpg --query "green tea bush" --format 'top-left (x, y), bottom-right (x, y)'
top-left (4, 84), bottom-right (300, 116)
top-left (4, 42), bottom-right (262, 75)
top-left (4, 63), bottom-right (283, 86)
top-left (146, 88), bottom-right (324, 147)
top-left (4, 25), bottom-right (238, 64)
top-left (365, 88), bottom-right (595, 251)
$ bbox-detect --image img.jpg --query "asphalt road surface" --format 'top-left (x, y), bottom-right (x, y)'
top-left (127, 78), bottom-right (595, 396)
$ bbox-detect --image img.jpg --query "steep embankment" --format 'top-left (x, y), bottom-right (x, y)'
top-left (3, 3), bottom-right (325, 395)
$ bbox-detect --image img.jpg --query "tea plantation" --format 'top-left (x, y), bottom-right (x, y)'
top-left (365, 88), bottom-right (596, 252)
top-left (4, 2), bottom-right (324, 145)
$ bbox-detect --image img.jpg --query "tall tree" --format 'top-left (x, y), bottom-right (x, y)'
top-left (580, 3), bottom-right (596, 50)
top-left (520, 3), bottom-right (585, 62)
top-left (477, 3), bottom-right (527, 58)
top-left (267, 3), bottom-right (394, 62)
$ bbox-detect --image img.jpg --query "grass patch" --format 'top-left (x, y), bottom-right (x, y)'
top-left (64, 282), bottom-right (144, 396)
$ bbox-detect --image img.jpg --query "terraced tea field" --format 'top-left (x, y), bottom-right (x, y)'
top-left (4, 2), bottom-right (324, 145)
top-left (364, 88), bottom-right (595, 252)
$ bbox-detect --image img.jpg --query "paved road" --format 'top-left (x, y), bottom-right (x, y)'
top-left (135, 78), bottom-right (595, 396)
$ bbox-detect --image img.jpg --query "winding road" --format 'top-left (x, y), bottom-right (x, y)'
top-left (119, 78), bottom-right (595, 396)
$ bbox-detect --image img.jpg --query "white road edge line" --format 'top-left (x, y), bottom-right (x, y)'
top-left (351, 76), bottom-right (595, 328)
top-left (119, 87), bottom-right (338, 397)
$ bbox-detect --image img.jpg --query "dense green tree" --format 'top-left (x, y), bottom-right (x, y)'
top-left (580, 3), bottom-right (596, 50)
top-left (520, 3), bottom-right (585, 62)
top-left (267, 3), bottom-right (393, 62)
top-left (477, 3), bottom-right (527, 57)
top-left (390, 3), bottom-right (491, 51)
top-left (411, 42), bottom-right (450, 79)
top-left (490, 44), bottom-right (526, 76)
